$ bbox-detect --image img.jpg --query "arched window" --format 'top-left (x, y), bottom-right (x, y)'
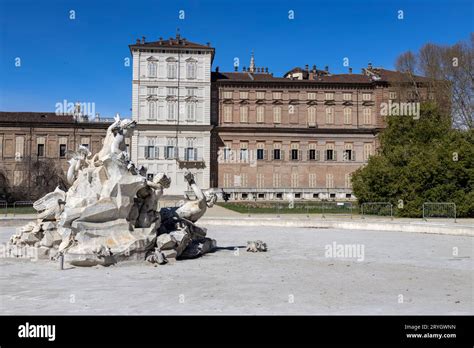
top-left (148, 101), bottom-right (156, 120)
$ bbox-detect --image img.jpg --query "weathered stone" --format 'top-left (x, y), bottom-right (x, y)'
top-left (20, 222), bottom-right (36, 233)
top-left (169, 230), bottom-right (191, 257)
top-left (20, 232), bottom-right (40, 244)
top-left (246, 240), bottom-right (268, 252)
top-left (40, 229), bottom-right (62, 247)
top-left (157, 234), bottom-right (177, 250)
top-left (161, 249), bottom-right (177, 259)
top-left (41, 221), bottom-right (56, 231)
top-left (36, 246), bottom-right (50, 260)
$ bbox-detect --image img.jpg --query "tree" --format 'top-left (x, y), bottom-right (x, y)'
top-left (352, 103), bottom-right (474, 217)
top-left (395, 35), bottom-right (474, 129)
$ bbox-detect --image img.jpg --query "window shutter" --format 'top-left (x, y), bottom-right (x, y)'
top-left (316, 150), bottom-right (320, 161)
top-left (194, 148), bottom-right (198, 161)
top-left (352, 151), bottom-right (356, 161)
top-left (299, 150), bottom-right (302, 161)
top-left (154, 146), bottom-right (159, 159)
top-left (281, 150), bottom-right (285, 161)
top-left (334, 151), bottom-right (337, 161)
top-left (324, 150), bottom-right (327, 161)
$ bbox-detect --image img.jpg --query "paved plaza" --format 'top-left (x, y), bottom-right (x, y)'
top-left (0, 219), bottom-right (472, 315)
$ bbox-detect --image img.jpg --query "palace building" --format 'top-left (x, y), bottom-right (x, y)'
top-left (1, 35), bottom-right (432, 202)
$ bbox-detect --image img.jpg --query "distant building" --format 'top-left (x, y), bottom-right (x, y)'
top-left (129, 34), bottom-right (214, 195)
top-left (0, 112), bottom-right (112, 200)
top-left (211, 59), bottom-right (432, 201)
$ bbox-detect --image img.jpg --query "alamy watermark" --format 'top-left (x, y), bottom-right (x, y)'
top-left (55, 99), bottom-right (96, 117)
top-left (324, 241), bottom-right (365, 262)
top-left (380, 101), bottom-right (420, 120)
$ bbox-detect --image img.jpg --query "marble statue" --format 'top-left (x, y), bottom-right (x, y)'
top-left (6, 114), bottom-right (217, 267)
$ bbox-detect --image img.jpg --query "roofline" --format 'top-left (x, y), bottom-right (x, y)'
top-left (128, 44), bottom-right (216, 63)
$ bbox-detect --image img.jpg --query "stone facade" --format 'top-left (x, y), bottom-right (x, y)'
top-left (211, 62), bottom-right (431, 201)
top-left (129, 35), bottom-right (214, 195)
top-left (0, 112), bottom-right (111, 199)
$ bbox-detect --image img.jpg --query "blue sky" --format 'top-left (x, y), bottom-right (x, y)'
top-left (0, 0), bottom-right (472, 116)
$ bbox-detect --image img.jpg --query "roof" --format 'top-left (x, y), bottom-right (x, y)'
top-left (0, 112), bottom-right (74, 123)
top-left (366, 68), bottom-right (430, 83)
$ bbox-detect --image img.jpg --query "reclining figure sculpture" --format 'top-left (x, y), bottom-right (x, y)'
top-left (7, 114), bottom-right (217, 267)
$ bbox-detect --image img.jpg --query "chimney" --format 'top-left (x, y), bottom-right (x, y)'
top-left (265, 67), bottom-right (268, 73)
top-left (207, 42), bottom-right (210, 47)
top-left (312, 65), bottom-right (316, 73)
top-left (325, 65), bottom-right (329, 72)
top-left (159, 37), bottom-right (163, 41)
top-left (215, 66), bottom-right (219, 73)
top-left (305, 64), bottom-right (309, 72)
top-left (368, 62), bottom-right (373, 69)
top-left (349, 67), bottom-right (353, 74)
top-left (243, 66), bottom-right (247, 72)
top-left (234, 65), bottom-right (238, 72)
top-left (142, 36), bottom-right (145, 44)
top-left (136, 38), bottom-right (140, 44)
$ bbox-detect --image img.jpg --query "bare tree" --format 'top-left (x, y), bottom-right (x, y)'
top-left (396, 35), bottom-right (473, 129)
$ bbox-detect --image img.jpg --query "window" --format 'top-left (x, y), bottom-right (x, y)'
top-left (273, 149), bottom-right (281, 160)
top-left (290, 143), bottom-right (299, 161)
top-left (273, 106), bottom-right (281, 124)
top-left (273, 173), bottom-right (281, 188)
top-left (148, 87), bottom-right (157, 95)
top-left (256, 91), bottom-right (265, 100)
top-left (308, 147), bottom-right (319, 161)
top-left (343, 93), bottom-right (352, 101)
top-left (223, 105), bottom-right (232, 122)
top-left (148, 62), bottom-right (157, 77)
top-left (186, 102), bottom-right (196, 121)
top-left (344, 149), bottom-right (352, 161)
top-left (240, 106), bottom-right (248, 123)
top-left (291, 173), bottom-right (299, 188)
top-left (240, 91), bottom-right (249, 99)
top-left (364, 143), bottom-right (373, 161)
top-left (325, 92), bottom-right (334, 101)
top-left (167, 102), bottom-right (177, 120)
top-left (307, 106), bottom-right (316, 126)
top-left (257, 173), bottom-right (264, 188)
top-left (15, 136), bottom-right (24, 160)
top-left (223, 91), bottom-right (233, 99)
top-left (240, 142), bottom-right (248, 161)
top-left (186, 61), bottom-right (197, 79)
top-left (187, 88), bottom-right (197, 97)
top-left (167, 61), bottom-right (177, 79)
top-left (345, 173), bottom-right (352, 188)
top-left (326, 173), bottom-right (334, 189)
top-left (256, 106), bottom-right (265, 123)
top-left (165, 146), bottom-right (176, 159)
top-left (59, 144), bottom-right (67, 158)
top-left (273, 91), bottom-right (282, 100)
top-left (362, 93), bottom-right (372, 101)
top-left (257, 143), bottom-right (265, 160)
top-left (307, 92), bottom-right (317, 100)
top-left (363, 108), bottom-right (372, 125)
top-left (389, 91), bottom-right (397, 100)
top-left (325, 144), bottom-right (335, 161)
top-left (37, 144), bottom-right (44, 157)
top-left (148, 101), bottom-right (156, 120)
top-left (145, 145), bottom-right (158, 159)
top-left (223, 173), bottom-right (231, 188)
top-left (325, 107), bottom-right (334, 124)
top-left (223, 142), bottom-right (232, 161)
top-left (344, 108), bottom-right (352, 125)
top-left (241, 173), bottom-right (248, 187)
top-left (167, 87), bottom-right (178, 96)
top-left (309, 173), bottom-right (317, 188)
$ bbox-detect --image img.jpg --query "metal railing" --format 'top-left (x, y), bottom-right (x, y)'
top-left (12, 201), bottom-right (34, 217)
top-left (422, 202), bottom-right (456, 223)
top-left (360, 202), bottom-right (393, 219)
top-left (0, 200), bottom-right (7, 217)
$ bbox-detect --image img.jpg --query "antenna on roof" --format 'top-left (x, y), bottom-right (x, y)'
top-left (176, 27), bottom-right (180, 39)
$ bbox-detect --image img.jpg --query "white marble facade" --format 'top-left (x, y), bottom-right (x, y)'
top-left (130, 37), bottom-right (213, 195)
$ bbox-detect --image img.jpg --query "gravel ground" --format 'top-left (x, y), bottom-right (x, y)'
top-left (0, 221), bottom-right (472, 315)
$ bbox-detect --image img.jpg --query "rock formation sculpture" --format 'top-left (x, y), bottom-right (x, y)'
top-left (6, 114), bottom-right (217, 267)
